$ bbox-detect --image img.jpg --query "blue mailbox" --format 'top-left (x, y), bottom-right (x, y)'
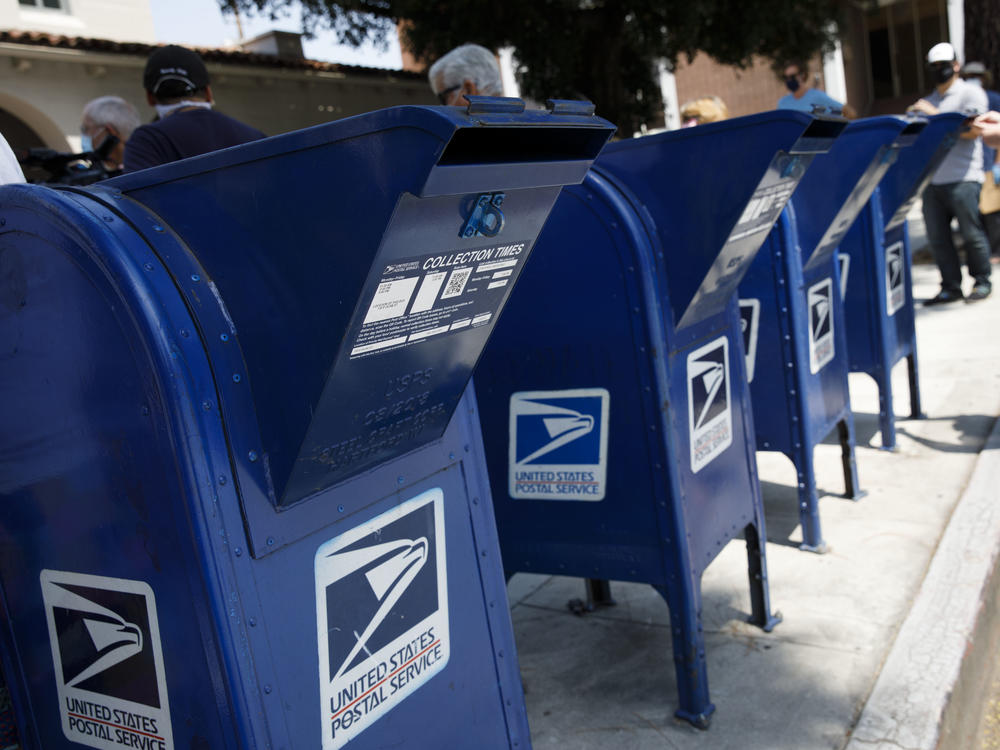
top-left (839, 112), bottom-right (966, 449)
top-left (738, 115), bottom-right (925, 553)
top-left (0, 100), bottom-right (614, 749)
top-left (475, 111), bottom-right (845, 728)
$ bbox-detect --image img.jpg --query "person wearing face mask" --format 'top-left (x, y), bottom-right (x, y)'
top-left (777, 61), bottom-right (856, 118)
top-left (80, 96), bottom-right (141, 175)
top-left (908, 42), bottom-right (991, 303)
top-left (124, 45), bottom-right (265, 173)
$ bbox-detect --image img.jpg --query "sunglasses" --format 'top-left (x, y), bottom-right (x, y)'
top-left (437, 85), bottom-right (461, 105)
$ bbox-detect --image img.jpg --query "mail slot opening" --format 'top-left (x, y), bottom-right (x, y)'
top-left (902, 121), bottom-right (927, 136)
top-left (438, 126), bottom-right (609, 166)
top-left (800, 118), bottom-right (848, 141)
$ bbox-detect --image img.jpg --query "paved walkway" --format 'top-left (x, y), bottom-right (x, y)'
top-left (507, 257), bottom-right (1000, 749)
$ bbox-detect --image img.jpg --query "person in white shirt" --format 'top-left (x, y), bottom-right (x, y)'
top-left (0, 132), bottom-right (25, 184)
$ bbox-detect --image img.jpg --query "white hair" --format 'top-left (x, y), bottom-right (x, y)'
top-left (428, 44), bottom-right (503, 97)
top-left (82, 96), bottom-right (141, 142)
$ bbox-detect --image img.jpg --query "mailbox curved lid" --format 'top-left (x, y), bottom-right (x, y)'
top-left (790, 115), bottom-right (925, 268)
top-left (594, 110), bottom-right (845, 329)
top-left (34, 103), bottom-right (614, 515)
top-left (876, 111), bottom-right (967, 229)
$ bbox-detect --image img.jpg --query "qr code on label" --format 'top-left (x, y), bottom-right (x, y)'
top-left (442, 268), bottom-right (472, 299)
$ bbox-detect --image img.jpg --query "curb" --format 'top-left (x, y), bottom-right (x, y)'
top-left (845, 416), bottom-right (1000, 749)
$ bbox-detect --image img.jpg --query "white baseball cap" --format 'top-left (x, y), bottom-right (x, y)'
top-left (927, 42), bottom-right (957, 64)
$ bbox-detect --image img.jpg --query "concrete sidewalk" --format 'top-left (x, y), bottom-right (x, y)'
top-left (506, 258), bottom-right (1000, 750)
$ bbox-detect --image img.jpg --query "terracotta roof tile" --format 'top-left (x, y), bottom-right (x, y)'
top-left (0, 29), bottom-right (423, 80)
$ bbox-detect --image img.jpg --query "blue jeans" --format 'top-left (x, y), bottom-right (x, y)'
top-left (922, 181), bottom-right (992, 292)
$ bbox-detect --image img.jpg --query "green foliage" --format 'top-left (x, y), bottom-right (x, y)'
top-left (220, 0), bottom-right (843, 135)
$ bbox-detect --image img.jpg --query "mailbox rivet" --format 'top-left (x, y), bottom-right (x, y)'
top-left (202, 401), bottom-right (212, 411)
top-left (449, 452), bottom-right (455, 460)
top-left (267, 537), bottom-right (275, 546)
top-left (464, 444), bottom-right (470, 452)
top-left (141, 406), bottom-right (150, 416)
top-left (263, 685), bottom-right (272, 695)
top-left (0, 218), bottom-right (5, 226)
top-left (472, 497), bottom-right (479, 505)
top-left (232, 374), bottom-right (241, 383)
top-left (234, 547), bottom-right (242, 557)
top-left (220, 333), bottom-right (229, 342)
top-left (481, 550), bottom-right (487, 557)
top-left (102, 215), bottom-right (113, 222)
top-left (249, 451), bottom-right (258, 462)
top-left (191, 274), bottom-right (201, 282)
top-left (498, 650), bottom-right (504, 658)
top-left (397, 476), bottom-right (404, 484)
top-left (338, 505), bottom-right (344, 513)
top-left (219, 476), bottom-right (227, 485)
top-left (249, 618), bottom-right (257, 627)
top-left (180, 329), bottom-right (190, 338)
top-left (143, 263), bottom-right (154, 271)
top-left (152, 225), bottom-right (164, 232)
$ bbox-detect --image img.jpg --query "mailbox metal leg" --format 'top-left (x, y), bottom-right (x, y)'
top-left (567, 579), bottom-right (617, 615)
top-left (653, 583), bottom-right (715, 729)
top-left (876, 366), bottom-right (899, 451)
top-left (838, 418), bottom-right (864, 500)
top-left (744, 524), bottom-right (782, 632)
top-left (792, 444), bottom-right (827, 553)
top-left (907, 353), bottom-right (925, 419)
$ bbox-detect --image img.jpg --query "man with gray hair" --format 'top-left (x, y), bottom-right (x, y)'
top-left (81, 95), bottom-right (141, 173)
top-left (428, 44), bottom-right (502, 106)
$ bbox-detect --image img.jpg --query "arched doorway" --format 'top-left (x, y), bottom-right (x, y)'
top-left (0, 94), bottom-right (70, 183)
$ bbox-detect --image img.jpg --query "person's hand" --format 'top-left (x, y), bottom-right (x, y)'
top-left (973, 111), bottom-right (1000, 128)
top-left (974, 112), bottom-right (1000, 149)
top-left (907, 99), bottom-right (938, 115)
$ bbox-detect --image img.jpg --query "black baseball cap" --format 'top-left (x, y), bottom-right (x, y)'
top-left (143, 45), bottom-right (210, 97)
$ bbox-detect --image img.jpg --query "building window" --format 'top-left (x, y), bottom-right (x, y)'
top-left (865, 0), bottom-right (948, 102)
top-left (18, 0), bottom-right (67, 9)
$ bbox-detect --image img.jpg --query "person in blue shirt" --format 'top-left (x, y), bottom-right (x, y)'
top-left (777, 61), bottom-right (856, 118)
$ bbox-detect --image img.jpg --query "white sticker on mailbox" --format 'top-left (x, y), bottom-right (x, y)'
top-left (508, 388), bottom-right (610, 501)
top-left (687, 337), bottom-right (733, 473)
top-left (808, 278), bottom-right (835, 374)
top-left (886, 241), bottom-right (905, 316)
top-left (316, 488), bottom-right (449, 749)
top-left (39, 570), bottom-right (173, 750)
top-left (738, 299), bottom-right (760, 383)
top-left (837, 253), bottom-right (850, 301)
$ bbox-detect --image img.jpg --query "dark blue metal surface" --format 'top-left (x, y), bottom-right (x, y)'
top-left (0, 102), bottom-right (614, 748)
top-left (840, 112), bottom-right (966, 449)
top-left (738, 115), bottom-right (922, 552)
top-left (476, 110), bottom-right (844, 728)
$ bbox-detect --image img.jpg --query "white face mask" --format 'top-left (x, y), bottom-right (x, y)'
top-left (154, 100), bottom-right (213, 119)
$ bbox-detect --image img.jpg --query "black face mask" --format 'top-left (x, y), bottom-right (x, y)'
top-left (785, 76), bottom-right (801, 93)
top-left (929, 64), bottom-right (955, 85)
